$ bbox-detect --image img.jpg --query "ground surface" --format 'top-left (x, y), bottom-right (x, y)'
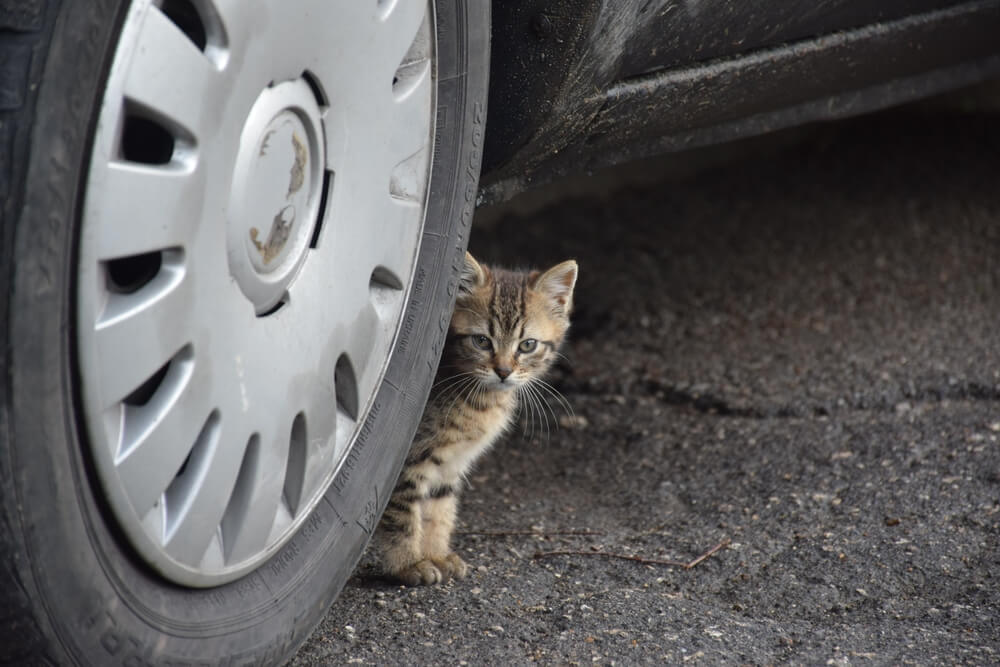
top-left (292, 108), bottom-right (1000, 665)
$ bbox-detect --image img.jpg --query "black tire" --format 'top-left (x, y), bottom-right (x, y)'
top-left (0, 1), bottom-right (488, 663)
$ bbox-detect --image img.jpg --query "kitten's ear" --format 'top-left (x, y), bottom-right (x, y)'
top-left (459, 252), bottom-right (488, 295)
top-left (532, 260), bottom-right (578, 315)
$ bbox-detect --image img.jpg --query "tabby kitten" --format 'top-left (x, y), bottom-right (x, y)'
top-left (373, 252), bottom-right (578, 586)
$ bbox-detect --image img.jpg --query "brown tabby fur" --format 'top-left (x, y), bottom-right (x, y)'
top-left (372, 252), bottom-right (578, 585)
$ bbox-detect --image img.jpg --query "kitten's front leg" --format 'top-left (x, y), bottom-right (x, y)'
top-left (420, 485), bottom-right (468, 581)
top-left (376, 468), bottom-right (468, 586)
top-left (374, 485), bottom-right (431, 585)
top-left (376, 473), bottom-right (464, 585)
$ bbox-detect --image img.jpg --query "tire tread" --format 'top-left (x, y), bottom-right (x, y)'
top-left (0, 0), bottom-right (50, 205)
top-left (0, 0), bottom-right (63, 662)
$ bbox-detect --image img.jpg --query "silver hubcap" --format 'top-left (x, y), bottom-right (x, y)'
top-left (77, 0), bottom-right (436, 586)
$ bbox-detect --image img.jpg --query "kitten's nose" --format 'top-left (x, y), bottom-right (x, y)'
top-left (494, 366), bottom-right (512, 381)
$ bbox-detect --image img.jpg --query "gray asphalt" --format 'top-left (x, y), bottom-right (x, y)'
top-left (292, 105), bottom-right (1000, 665)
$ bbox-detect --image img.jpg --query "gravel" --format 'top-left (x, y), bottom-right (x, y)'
top-left (292, 107), bottom-right (1000, 665)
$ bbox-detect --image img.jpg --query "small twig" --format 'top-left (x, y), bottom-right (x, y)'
top-left (534, 551), bottom-right (690, 567)
top-left (458, 529), bottom-right (605, 537)
top-left (683, 538), bottom-right (730, 569)
top-left (533, 538), bottom-right (730, 570)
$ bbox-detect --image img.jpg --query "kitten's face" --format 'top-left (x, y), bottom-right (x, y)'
top-left (444, 254), bottom-right (578, 392)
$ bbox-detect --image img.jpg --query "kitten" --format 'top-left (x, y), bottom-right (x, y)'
top-left (373, 252), bottom-right (578, 586)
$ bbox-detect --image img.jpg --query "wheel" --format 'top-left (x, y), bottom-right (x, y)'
top-left (0, 0), bottom-right (488, 662)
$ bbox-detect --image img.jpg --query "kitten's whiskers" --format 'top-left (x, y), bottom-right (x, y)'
top-left (515, 385), bottom-right (539, 438)
top-left (432, 371), bottom-right (478, 390)
top-left (530, 377), bottom-right (574, 417)
top-left (442, 376), bottom-right (482, 426)
top-left (522, 381), bottom-right (551, 440)
top-left (524, 378), bottom-right (572, 440)
top-left (552, 350), bottom-right (572, 364)
top-left (438, 377), bottom-right (478, 425)
top-left (434, 375), bottom-right (477, 405)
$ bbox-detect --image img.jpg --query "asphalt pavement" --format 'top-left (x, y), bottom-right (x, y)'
top-left (292, 104), bottom-right (1000, 665)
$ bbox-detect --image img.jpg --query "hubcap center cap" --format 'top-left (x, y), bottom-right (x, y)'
top-left (246, 110), bottom-right (309, 273)
top-left (228, 79), bottom-right (325, 313)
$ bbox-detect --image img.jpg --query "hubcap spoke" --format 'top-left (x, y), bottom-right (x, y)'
top-left (92, 265), bottom-right (192, 406)
top-left (123, 7), bottom-right (218, 139)
top-left (296, 383), bottom-right (339, 507)
top-left (343, 302), bottom-right (385, 406)
top-left (93, 163), bottom-right (203, 260)
top-left (114, 359), bottom-right (213, 518)
top-left (207, 0), bottom-right (255, 50)
top-left (388, 58), bottom-right (434, 176)
top-left (162, 417), bottom-right (245, 565)
top-left (379, 0), bottom-right (431, 80)
top-left (334, 406), bottom-right (359, 457)
top-left (373, 198), bottom-right (425, 282)
top-left (219, 428), bottom-right (290, 564)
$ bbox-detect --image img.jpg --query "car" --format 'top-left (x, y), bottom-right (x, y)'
top-left (2, 1), bottom-right (997, 663)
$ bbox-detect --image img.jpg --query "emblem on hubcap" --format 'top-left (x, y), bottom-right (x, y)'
top-left (226, 80), bottom-right (325, 313)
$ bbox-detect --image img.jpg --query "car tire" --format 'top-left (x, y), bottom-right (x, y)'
top-left (0, 0), bottom-right (488, 663)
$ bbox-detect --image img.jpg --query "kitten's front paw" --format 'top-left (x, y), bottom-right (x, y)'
top-left (395, 559), bottom-right (444, 586)
top-left (393, 554), bottom-right (468, 586)
top-left (432, 553), bottom-right (468, 580)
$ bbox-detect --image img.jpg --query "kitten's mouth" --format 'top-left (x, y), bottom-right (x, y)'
top-left (485, 378), bottom-right (519, 392)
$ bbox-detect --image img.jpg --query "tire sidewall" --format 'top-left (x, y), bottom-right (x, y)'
top-left (1, 0), bottom-right (488, 662)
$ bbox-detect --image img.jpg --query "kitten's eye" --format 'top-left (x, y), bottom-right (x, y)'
top-left (518, 339), bottom-right (538, 353)
top-left (471, 335), bottom-right (492, 351)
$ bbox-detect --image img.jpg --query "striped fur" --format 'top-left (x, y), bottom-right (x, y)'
top-left (373, 253), bottom-right (578, 585)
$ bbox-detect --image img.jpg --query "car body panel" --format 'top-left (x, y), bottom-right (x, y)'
top-left (619, 0), bottom-right (974, 77)
top-left (481, 0), bottom-right (1000, 204)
